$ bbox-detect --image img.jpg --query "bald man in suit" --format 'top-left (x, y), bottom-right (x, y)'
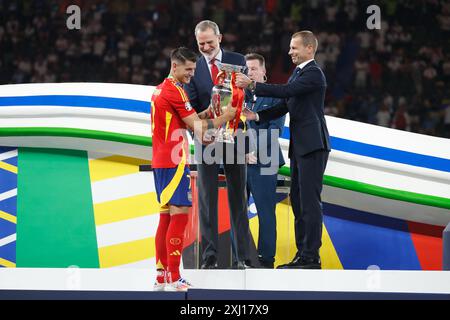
top-left (238, 31), bottom-right (330, 269)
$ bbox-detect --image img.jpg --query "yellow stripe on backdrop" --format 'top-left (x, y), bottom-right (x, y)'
top-left (249, 197), bottom-right (343, 269)
top-left (88, 154), bottom-right (158, 268)
top-left (0, 210), bottom-right (17, 224)
top-left (98, 237), bottom-right (155, 268)
top-left (89, 155), bottom-right (150, 182)
top-left (94, 192), bottom-right (160, 226)
top-left (0, 257), bottom-right (16, 268)
top-left (320, 223), bottom-right (343, 269)
top-left (0, 161), bottom-right (17, 174)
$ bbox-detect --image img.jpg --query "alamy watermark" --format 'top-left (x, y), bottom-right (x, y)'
top-left (66, 265), bottom-right (81, 289)
top-left (65, 4), bottom-right (380, 31)
top-left (366, 5), bottom-right (381, 30)
top-left (66, 5), bottom-right (81, 30)
top-left (169, 124), bottom-right (282, 176)
top-left (366, 265), bottom-right (381, 290)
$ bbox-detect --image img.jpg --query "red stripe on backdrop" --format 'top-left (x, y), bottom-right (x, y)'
top-left (217, 188), bottom-right (232, 234)
top-left (184, 174), bottom-right (231, 248)
top-left (407, 222), bottom-right (444, 270)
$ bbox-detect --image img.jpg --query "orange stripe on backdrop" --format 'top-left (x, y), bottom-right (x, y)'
top-left (407, 222), bottom-right (444, 270)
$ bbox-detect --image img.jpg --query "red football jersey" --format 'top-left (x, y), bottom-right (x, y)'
top-left (151, 77), bottom-right (196, 168)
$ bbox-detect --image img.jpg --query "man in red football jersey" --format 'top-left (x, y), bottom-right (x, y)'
top-left (151, 47), bottom-right (235, 291)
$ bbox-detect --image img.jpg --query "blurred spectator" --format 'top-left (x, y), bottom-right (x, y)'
top-left (444, 103), bottom-right (450, 138)
top-left (376, 102), bottom-right (391, 128)
top-left (391, 98), bottom-right (411, 131)
top-left (354, 55), bottom-right (369, 89)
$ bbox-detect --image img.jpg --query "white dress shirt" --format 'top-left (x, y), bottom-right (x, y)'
top-left (204, 50), bottom-right (223, 77)
top-left (298, 58), bottom-right (315, 70)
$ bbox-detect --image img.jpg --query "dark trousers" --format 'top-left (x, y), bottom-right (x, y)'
top-left (247, 165), bottom-right (278, 263)
top-left (197, 160), bottom-right (250, 263)
top-left (290, 149), bottom-right (329, 260)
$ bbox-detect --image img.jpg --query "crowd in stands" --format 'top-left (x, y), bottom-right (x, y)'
top-left (1, 0), bottom-right (449, 137)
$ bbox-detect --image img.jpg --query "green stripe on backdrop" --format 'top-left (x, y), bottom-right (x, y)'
top-left (277, 166), bottom-right (450, 210)
top-left (0, 127), bottom-right (151, 146)
top-left (16, 148), bottom-right (99, 268)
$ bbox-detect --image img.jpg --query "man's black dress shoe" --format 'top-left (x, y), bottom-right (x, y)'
top-left (276, 253), bottom-right (301, 269)
top-left (233, 260), bottom-right (254, 269)
top-left (276, 256), bottom-right (321, 269)
top-left (200, 256), bottom-right (218, 269)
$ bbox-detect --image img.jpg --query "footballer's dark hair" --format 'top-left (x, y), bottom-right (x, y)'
top-left (170, 47), bottom-right (198, 64)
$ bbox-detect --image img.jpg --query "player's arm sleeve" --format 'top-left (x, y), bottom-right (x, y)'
top-left (169, 87), bottom-right (197, 119)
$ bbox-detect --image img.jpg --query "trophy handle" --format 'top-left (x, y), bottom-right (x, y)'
top-left (212, 93), bottom-right (221, 117)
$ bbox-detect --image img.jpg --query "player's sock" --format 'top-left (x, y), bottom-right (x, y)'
top-left (166, 213), bottom-right (188, 282)
top-left (155, 213), bottom-right (171, 281)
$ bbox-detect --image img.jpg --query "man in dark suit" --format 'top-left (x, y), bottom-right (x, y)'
top-left (237, 31), bottom-right (330, 269)
top-left (185, 20), bottom-right (252, 269)
top-left (244, 53), bottom-right (285, 269)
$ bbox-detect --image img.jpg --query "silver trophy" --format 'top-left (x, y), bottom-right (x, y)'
top-left (210, 62), bottom-right (245, 143)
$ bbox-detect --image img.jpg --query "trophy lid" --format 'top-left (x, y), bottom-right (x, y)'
top-left (217, 62), bottom-right (245, 73)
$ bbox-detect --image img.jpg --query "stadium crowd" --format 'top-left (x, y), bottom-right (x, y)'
top-left (1, 0), bottom-right (449, 137)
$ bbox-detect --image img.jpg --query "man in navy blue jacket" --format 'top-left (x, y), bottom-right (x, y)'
top-left (237, 31), bottom-right (330, 269)
top-left (244, 53), bottom-right (285, 269)
top-left (185, 20), bottom-right (252, 269)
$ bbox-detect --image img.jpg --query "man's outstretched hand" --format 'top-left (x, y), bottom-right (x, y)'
top-left (243, 107), bottom-right (257, 121)
top-left (235, 73), bottom-right (252, 89)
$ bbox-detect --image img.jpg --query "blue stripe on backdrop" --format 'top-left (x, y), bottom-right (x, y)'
top-left (0, 171), bottom-right (16, 195)
top-left (281, 126), bottom-right (450, 173)
top-left (0, 146), bottom-right (18, 166)
top-left (330, 136), bottom-right (450, 173)
top-left (0, 147), bottom-right (17, 153)
top-left (0, 196), bottom-right (16, 216)
top-left (323, 202), bottom-right (421, 270)
top-left (0, 220), bottom-right (15, 240)
top-left (0, 95), bottom-right (151, 113)
top-left (0, 241), bottom-right (16, 265)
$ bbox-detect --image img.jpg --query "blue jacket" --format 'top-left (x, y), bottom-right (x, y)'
top-left (256, 61), bottom-right (330, 158)
top-left (246, 95), bottom-right (285, 168)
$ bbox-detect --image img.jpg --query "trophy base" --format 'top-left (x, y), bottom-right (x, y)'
top-left (215, 131), bottom-right (235, 144)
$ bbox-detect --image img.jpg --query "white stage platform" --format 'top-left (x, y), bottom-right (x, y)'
top-left (1, 268), bottom-right (450, 298)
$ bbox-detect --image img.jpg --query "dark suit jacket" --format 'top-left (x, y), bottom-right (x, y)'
top-left (256, 60), bottom-right (330, 159)
top-left (185, 49), bottom-right (246, 113)
top-left (185, 49), bottom-right (248, 158)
